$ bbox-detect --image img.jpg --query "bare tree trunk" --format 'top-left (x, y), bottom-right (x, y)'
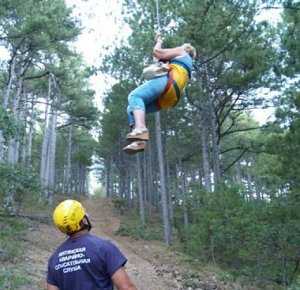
top-left (200, 120), bottom-right (211, 192)
top-left (147, 139), bottom-right (154, 209)
top-left (182, 170), bottom-right (189, 229)
top-left (85, 167), bottom-right (90, 196)
top-left (25, 96), bottom-right (35, 167)
top-left (166, 159), bottom-right (174, 226)
top-left (79, 165), bottom-right (86, 195)
top-left (209, 99), bottom-right (221, 188)
top-left (136, 154), bottom-right (145, 226)
top-left (40, 74), bottom-right (59, 203)
top-left (124, 163), bottom-right (130, 203)
top-left (7, 77), bottom-right (23, 165)
top-left (105, 157), bottom-right (112, 197)
top-left (40, 76), bottom-right (51, 192)
top-left (3, 56), bottom-right (16, 108)
top-left (20, 93), bottom-right (28, 165)
top-left (65, 125), bottom-right (73, 195)
top-left (0, 57), bottom-right (17, 161)
top-left (235, 161), bottom-right (242, 185)
top-left (73, 162), bottom-right (80, 195)
top-left (143, 151), bottom-right (148, 204)
top-left (128, 170), bottom-right (133, 207)
top-left (47, 106), bottom-right (58, 202)
top-left (246, 161), bottom-right (254, 200)
top-left (155, 112), bottom-right (172, 245)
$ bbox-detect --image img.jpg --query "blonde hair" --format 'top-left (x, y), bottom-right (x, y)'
top-left (183, 43), bottom-right (197, 59)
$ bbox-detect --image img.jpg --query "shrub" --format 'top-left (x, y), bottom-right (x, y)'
top-left (0, 164), bottom-right (40, 212)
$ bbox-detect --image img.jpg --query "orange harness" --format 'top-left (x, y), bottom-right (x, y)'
top-left (156, 63), bottom-right (189, 110)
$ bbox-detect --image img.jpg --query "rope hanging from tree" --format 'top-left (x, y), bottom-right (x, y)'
top-left (141, 0), bottom-right (169, 80)
top-left (155, 0), bottom-right (161, 32)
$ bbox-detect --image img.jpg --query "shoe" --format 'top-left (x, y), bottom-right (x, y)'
top-left (123, 141), bottom-right (146, 154)
top-left (126, 128), bottom-right (149, 141)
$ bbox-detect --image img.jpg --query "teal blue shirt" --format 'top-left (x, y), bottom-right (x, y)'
top-left (170, 54), bottom-right (193, 77)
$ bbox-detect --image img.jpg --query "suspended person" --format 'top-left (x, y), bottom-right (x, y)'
top-left (123, 33), bottom-right (196, 154)
top-left (47, 199), bottom-right (137, 290)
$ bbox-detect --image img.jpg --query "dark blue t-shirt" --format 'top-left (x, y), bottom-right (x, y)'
top-left (47, 233), bottom-right (127, 290)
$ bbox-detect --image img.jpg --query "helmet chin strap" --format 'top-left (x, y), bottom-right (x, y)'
top-left (84, 214), bottom-right (92, 232)
top-left (68, 215), bottom-right (92, 236)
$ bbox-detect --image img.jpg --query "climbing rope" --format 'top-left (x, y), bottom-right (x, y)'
top-left (155, 0), bottom-right (161, 32)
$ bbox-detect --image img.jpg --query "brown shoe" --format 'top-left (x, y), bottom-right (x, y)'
top-left (126, 128), bottom-right (149, 141)
top-left (123, 141), bottom-right (146, 154)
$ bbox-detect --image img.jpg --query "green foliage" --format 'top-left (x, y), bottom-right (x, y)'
top-left (93, 186), bottom-right (105, 197)
top-left (0, 164), bottom-right (40, 207)
top-left (0, 268), bottom-right (30, 289)
top-left (174, 186), bottom-right (300, 286)
top-left (0, 216), bottom-right (29, 289)
top-left (115, 210), bottom-right (163, 241)
top-left (0, 216), bottom-right (26, 261)
top-left (111, 196), bottom-right (127, 214)
top-left (0, 107), bottom-right (19, 140)
top-left (73, 129), bottom-right (97, 166)
top-left (0, 0), bottom-right (80, 57)
top-left (281, 1), bottom-right (300, 76)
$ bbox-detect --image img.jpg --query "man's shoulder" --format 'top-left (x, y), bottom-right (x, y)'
top-left (48, 238), bottom-right (69, 262)
top-left (85, 233), bottom-right (115, 249)
top-left (85, 234), bottom-right (123, 257)
top-left (48, 234), bottom-right (118, 261)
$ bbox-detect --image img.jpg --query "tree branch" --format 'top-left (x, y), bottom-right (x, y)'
top-left (24, 71), bottom-right (49, 80)
top-left (221, 146), bottom-right (246, 155)
top-left (223, 148), bottom-right (248, 173)
top-left (221, 124), bottom-right (269, 138)
top-left (195, 24), bottom-right (255, 68)
top-left (261, 6), bottom-right (300, 11)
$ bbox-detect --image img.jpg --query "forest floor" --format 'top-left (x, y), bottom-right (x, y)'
top-left (2, 197), bottom-right (273, 290)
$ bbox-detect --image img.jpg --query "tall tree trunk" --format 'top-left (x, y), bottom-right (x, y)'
top-left (143, 151), bottom-right (149, 204)
top-left (178, 162), bottom-right (189, 229)
top-left (40, 76), bottom-right (51, 193)
top-left (0, 56), bottom-right (17, 161)
top-left (105, 157), bottom-right (112, 197)
top-left (20, 92), bottom-right (28, 166)
top-left (25, 96), bottom-right (35, 167)
top-left (136, 154), bottom-right (145, 226)
top-left (182, 170), bottom-right (189, 229)
top-left (65, 125), bottom-right (73, 195)
top-left (234, 161), bottom-right (243, 185)
top-left (40, 74), bottom-right (59, 203)
top-left (155, 112), bottom-right (172, 245)
top-left (124, 164), bottom-right (130, 204)
top-left (7, 77), bottom-right (23, 165)
top-left (200, 119), bottom-right (211, 192)
top-left (209, 99), bottom-right (221, 188)
top-left (47, 106), bottom-right (58, 202)
top-left (147, 139), bottom-right (154, 210)
top-left (166, 159), bottom-right (174, 226)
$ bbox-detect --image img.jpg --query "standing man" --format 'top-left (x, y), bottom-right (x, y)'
top-left (47, 199), bottom-right (137, 290)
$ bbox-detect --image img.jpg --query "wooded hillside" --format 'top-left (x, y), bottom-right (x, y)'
top-left (1, 0), bottom-right (299, 288)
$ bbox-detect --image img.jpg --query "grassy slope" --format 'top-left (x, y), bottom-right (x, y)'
top-left (0, 216), bottom-right (30, 289)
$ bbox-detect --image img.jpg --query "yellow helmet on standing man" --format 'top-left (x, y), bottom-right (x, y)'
top-left (53, 200), bottom-right (88, 234)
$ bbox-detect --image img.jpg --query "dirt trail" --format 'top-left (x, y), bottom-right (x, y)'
top-left (20, 198), bottom-right (180, 290)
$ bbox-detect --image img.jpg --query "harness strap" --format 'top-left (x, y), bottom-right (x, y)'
top-left (156, 68), bottom-right (174, 109)
top-left (170, 60), bottom-right (191, 78)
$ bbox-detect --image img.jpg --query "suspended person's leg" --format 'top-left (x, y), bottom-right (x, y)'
top-left (123, 100), bottom-right (161, 154)
top-left (145, 99), bottom-right (160, 114)
top-left (124, 76), bottom-right (167, 154)
top-left (126, 76), bottom-right (168, 142)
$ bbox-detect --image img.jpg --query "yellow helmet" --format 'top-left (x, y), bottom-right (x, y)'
top-left (53, 200), bottom-right (86, 234)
